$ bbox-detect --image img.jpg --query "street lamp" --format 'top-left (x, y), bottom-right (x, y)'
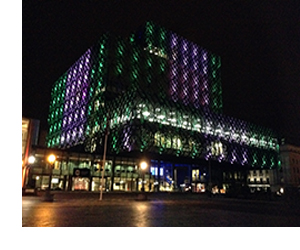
top-left (140, 161), bottom-right (148, 192)
top-left (28, 155), bottom-right (35, 164)
top-left (136, 160), bottom-right (149, 201)
top-left (44, 154), bottom-right (56, 201)
top-left (48, 154), bottom-right (56, 165)
top-left (47, 154), bottom-right (56, 189)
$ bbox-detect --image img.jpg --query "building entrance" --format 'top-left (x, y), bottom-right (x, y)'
top-left (174, 166), bottom-right (190, 191)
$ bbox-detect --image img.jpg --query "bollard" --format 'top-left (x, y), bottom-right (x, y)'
top-left (42, 189), bottom-right (54, 202)
top-left (136, 193), bottom-right (148, 201)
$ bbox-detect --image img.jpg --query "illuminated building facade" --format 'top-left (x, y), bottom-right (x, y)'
top-left (45, 22), bottom-right (280, 193)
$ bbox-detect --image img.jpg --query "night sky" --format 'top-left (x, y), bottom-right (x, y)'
top-left (22, 0), bottom-right (300, 146)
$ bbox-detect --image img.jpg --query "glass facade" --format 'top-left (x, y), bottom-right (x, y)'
top-left (24, 148), bottom-right (155, 192)
top-left (44, 22), bottom-right (280, 193)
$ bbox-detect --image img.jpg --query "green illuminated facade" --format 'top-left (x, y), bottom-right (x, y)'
top-left (46, 22), bottom-right (280, 192)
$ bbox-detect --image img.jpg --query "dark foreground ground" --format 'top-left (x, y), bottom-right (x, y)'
top-left (22, 192), bottom-right (300, 227)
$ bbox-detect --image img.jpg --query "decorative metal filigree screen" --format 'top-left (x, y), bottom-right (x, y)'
top-left (47, 22), bottom-right (279, 170)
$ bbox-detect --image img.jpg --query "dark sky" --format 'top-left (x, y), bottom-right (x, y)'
top-left (22, 0), bottom-right (300, 146)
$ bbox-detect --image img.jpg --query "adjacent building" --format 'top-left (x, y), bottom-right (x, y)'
top-left (30, 22), bottom-right (281, 193)
top-left (22, 117), bottom-right (40, 189)
top-left (280, 143), bottom-right (300, 189)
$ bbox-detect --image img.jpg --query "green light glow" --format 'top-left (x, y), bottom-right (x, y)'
top-left (92, 98), bottom-right (278, 152)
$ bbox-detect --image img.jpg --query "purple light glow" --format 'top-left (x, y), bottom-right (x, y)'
top-left (62, 49), bottom-right (92, 146)
top-left (230, 149), bottom-right (237, 164)
top-left (242, 149), bottom-right (248, 165)
top-left (168, 33), bottom-right (211, 109)
top-left (170, 34), bottom-right (179, 102)
top-left (191, 44), bottom-right (200, 108)
top-left (201, 50), bottom-right (209, 106)
top-left (123, 130), bottom-right (132, 152)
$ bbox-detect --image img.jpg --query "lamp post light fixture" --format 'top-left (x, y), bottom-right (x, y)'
top-left (44, 154), bottom-right (56, 202)
top-left (48, 154), bottom-right (56, 165)
top-left (28, 155), bottom-right (35, 164)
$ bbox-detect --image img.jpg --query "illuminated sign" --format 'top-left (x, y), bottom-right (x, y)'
top-left (73, 168), bottom-right (91, 177)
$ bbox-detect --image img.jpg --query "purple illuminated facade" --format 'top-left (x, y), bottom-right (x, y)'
top-left (61, 49), bottom-right (91, 146)
top-left (47, 49), bottom-right (92, 148)
top-left (169, 33), bottom-right (211, 109)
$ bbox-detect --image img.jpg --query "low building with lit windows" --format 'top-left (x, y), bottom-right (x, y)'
top-left (22, 117), bottom-right (40, 190)
top-left (39, 21), bottom-right (281, 193)
top-left (247, 169), bottom-right (278, 193)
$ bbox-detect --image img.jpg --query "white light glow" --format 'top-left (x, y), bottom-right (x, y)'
top-left (142, 111), bottom-right (151, 117)
top-left (51, 178), bottom-right (59, 184)
top-left (140, 161), bottom-right (148, 170)
top-left (28, 156), bottom-right (35, 164)
top-left (107, 103), bottom-right (278, 151)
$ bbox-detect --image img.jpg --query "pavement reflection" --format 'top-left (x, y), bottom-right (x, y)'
top-left (22, 198), bottom-right (38, 214)
top-left (33, 204), bottom-right (58, 227)
top-left (22, 198), bottom-right (59, 227)
top-left (22, 193), bottom-right (300, 227)
top-left (134, 202), bottom-right (151, 227)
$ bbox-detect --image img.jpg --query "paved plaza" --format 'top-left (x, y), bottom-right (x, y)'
top-left (22, 192), bottom-right (300, 227)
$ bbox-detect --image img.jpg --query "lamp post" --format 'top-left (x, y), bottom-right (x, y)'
top-left (99, 114), bottom-right (110, 201)
top-left (136, 160), bottom-right (148, 201)
top-left (44, 154), bottom-right (56, 201)
top-left (140, 161), bottom-right (148, 192)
